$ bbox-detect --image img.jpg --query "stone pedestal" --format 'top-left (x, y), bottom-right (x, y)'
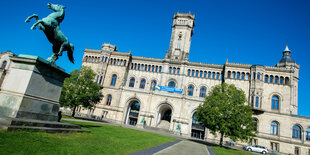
top-left (0, 55), bottom-right (69, 122)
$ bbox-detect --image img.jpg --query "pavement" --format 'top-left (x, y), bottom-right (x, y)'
top-left (63, 118), bottom-right (215, 155)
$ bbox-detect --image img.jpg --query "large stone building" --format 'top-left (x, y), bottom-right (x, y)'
top-left (77, 12), bottom-right (309, 154)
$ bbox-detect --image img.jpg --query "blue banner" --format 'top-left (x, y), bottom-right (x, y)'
top-left (155, 85), bottom-right (183, 94)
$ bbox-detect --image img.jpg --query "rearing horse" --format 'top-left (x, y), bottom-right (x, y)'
top-left (25, 3), bottom-right (74, 64)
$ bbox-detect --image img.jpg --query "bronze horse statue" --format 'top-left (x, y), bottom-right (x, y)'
top-left (25, 3), bottom-right (74, 64)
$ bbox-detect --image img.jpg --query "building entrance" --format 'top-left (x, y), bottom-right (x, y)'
top-left (157, 104), bottom-right (172, 130)
top-left (191, 113), bottom-right (205, 139)
top-left (126, 101), bottom-right (140, 126)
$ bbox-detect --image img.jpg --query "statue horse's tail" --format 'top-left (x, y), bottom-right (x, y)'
top-left (67, 43), bottom-right (74, 64)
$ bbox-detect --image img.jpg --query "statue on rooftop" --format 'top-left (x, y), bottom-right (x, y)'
top-left (25, 3), bottom-right (74, 64)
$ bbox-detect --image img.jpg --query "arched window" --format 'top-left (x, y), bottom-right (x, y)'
top-left (120, 59), bottom-right (123, 65)
top-left (187, 69), bottom-right (191, 76)
top-left (292, 125), bottom-right (302, 139)
top-left (148, 65), bottom-right (151, 71)
top-left (196, 70), bottom-right (199, 77)
top-left (173, 67), bottom-right (176, 74)
top-left (245, 73), bottom-right (250, 80)
top-left (134, 63), bottom-right (137, 70)
top-left (106, 95), bottom-right (112, 105)
top-left (265, 75), bottom-right (269, 83)
top-left (236, 72), bottom-right (240, 79)
top-left (137, 64), bottom-right (140, 70)
top-left (285, 77), bottom-right (289, 85)
top-left (253, 72), bottom-right (256, 80)
top-left (200, 71), bottom-right (203, 77)
top-left (152, 65), bottom-right (155, 72)
top-left (191, 70), bottom-right (195, 76)
top-left (306, 127), bottom-right (310, 141)
top-left (271, 121), bottom-right (279, 135)
top-left (272, 95), bottom-right (279, 110)
top-left (275, 76), bottom-right (279, 84)
top-left (159, 66), bottom-right (162, 72)
top-left (84, 56), bottom-right (88, 62)
top-left (227, 71), bottom-right (231, 78)
top-left (241, 72), bottom-right (245, 80)
top-left (113, 59), bottom-right (116, 65)
top-left (270, 75), bottom-right (274, 83)
top-left (199, 87), bottom-right (206, 98)
top-left (123, 60), bottom-right (126, 66)
top-left (212, 72), bottom-right (215, 79)
top-left (150, 80), bottom-right (157, 90)
top-left (1, 61), bottom-right (7, 69)
top-left (139, 79), bottom-right (146, 89)
top-left (110, 74), bottom-right (117, 86)
top-left (169, 67), bottom-right (172, 74)
top-left (204, 71), bottom-right (207, 78)
top-left (255, 96), bottom-right (259, 107)
top-left (99, 76), bottom-right (103, 85)
top-left (129, 77), bottom-right (135, 87)
top-left (144, 64), bottom-right (148, 71)
top-left (232, 72), bottom-right (236, 79)
top-left (187, 85), bottom-right (194, 96)
top-left (216, 73), bottom-right (220, 79)
top-left (156, 66), bottom-right (158, 72)
top-left (280, 77), bottom-right (284, 84)
top-left (168, 81), bottom-right (176, 88)
top-left (105, 57), bottom-right (108, 62)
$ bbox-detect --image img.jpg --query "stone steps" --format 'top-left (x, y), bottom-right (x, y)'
top-left (0, 116), bottom-right (90, 133)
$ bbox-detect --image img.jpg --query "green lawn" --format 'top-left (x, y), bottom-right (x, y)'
top-left (211, 146), bottom-right (253, 155)
top-left (0, 121), bottom-right (176, 155)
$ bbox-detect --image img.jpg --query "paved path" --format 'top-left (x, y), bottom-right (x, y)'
top-left (154, 140), bottom-right (210, 155)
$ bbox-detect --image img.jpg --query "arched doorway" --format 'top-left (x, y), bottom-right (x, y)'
top-left (157, 104), bottom-right (173, 130)
top-left (125, 100), bottom-right (140, 126)
top-left (191, 112), bottom-right (205, 139)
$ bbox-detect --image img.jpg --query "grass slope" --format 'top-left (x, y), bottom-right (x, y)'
top-left (0, 121), bottom-right (176, 155)
top-left (211, 146), bottom-right (253, 155)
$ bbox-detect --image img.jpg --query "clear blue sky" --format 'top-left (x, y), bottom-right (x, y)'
top-left (1, 0), bottom-right (310, 116)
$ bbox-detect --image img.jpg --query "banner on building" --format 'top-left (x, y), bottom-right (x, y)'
top-left (155, 85), bottom-right (183, 94)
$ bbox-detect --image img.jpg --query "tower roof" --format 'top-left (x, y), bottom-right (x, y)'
top-left (278, 44), bottom-right (295, 63)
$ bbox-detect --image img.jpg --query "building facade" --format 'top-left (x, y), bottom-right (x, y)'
top-left (78, 12), bottom-right (309, 154)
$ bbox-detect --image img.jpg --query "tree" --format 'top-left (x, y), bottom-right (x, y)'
top-left (196, 83), bottom-right (256, 146)
top-left (60, 66), bottom-right (103, 117)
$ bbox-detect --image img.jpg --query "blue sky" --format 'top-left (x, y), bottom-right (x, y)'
top-left (1, 0), bottom-right (310, 116)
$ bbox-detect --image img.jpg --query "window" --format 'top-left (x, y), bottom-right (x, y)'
top-left (253, 118), bottom-right (258, 131)
top-left (236, 72), bottom-right (240, 79)
top-left (139, 79), bottom-right (146, 89)
top-left (134, 63), bottom-right (137, 70)
top-left (187, 69), bottom-right (191, 76)
top-left (129, 78), bottom-right (135, 87)
top-left (159, 66), bottom-right (162, 72)
top-left (200, 71), bottom-right (203, 77)
top-left (257, 72), bottom-right (260, 80)
top-left (106, 95), bottom-right (112, 105)
top-left (144, 65), bottom-right (148, 71)
top-left (255, 96), bottom-right (259, 107)
top-left (212, 72), bottom-right (215, 79)
top-left (295, 147), bottom-right (300, 155)
top-left (168, 81), bottom-right (176, 88)
top-left (150, 80), bottom-right (157, 90)
top-left (251, 96), bottom-right (254, 107)
top-left (152, 65), bottom-right (155, 72)
top-left (285, 77), bottom-right (289, 85)
top-left (99, 76), bottom-right (103, 85)
top-left (245, 73), bottom-right (249, 80)
top-left (196, 70), bottom-right (199, 77)
top-left (271, 121), bottom-right (279, 135)
top-left (208, 72), bottom-right (211, 78)
top-left (110, 74), bottom-right (117, 86)
top-left (306, 127), bottom-right (310, 141)
top-left (241, 73), bottom-right (245, 80)
top-left (191, 70), bottom-right (195, 76)
top-left (156, 66), bottom-right (158, 72)
top-left (187, 85), bottom-right (194, 96)
top-left (199, 87), bottom-right (206, 98)
top-left (120, 59), bottom-right (123, 65)
top-left (232, 72), bottom-right (236, 79)
top-left (1, 61), bottom-right (7, 69)
top-left (270, 75), bottom-right (274, 83)
top-left (173, 67), bottom-right (176, 74)
top-left (177, 68), bottom-right (180, 74)
top-left (105, 57), bottom-right (108, 62)
top-left (148, 65), bottom-right (151, 71)
top-left (169, 67), bottom-right (172, 74)
top-left (270, 142), bottom-right (279, 152)
top-left (138, 64), bottom-right (140, 70)
top-left (272, 95), bottom-right (279, 110)
top-left (216, 73), bottom-right (220, 79)
top-left (253, 72), bottom-right (256, 79)
top-left (227, 71), bottom-right (231, 78)
top-left (275, 76), bottom-right (279, 84)
top-left (265, 75), bottom-right (268, 83)
top-left (204, 71), bottom-right (207, 78)
top-left (292, 125), bottom-right (302, 139)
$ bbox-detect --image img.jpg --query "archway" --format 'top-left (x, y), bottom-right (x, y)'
top-left (191, 112), bottom-right (205, 139)
top-left (125, 100), bottom-right (140, 126)
top-left (157, 104), bottom-right (173, 130)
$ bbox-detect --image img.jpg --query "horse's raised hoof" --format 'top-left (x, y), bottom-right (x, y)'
top-left (25, 19), bottom-right (30, 22)
top-left (30, 26), bottom-right (36, 30)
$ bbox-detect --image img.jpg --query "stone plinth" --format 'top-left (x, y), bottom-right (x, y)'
top-left (0, 55), bottom-right (69, 122)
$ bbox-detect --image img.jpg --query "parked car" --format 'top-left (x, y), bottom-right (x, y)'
top-left (244, 145), bottom-right (270, 154)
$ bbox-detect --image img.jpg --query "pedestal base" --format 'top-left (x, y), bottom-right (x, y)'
top-left (0, 55), bottom-right (69, 122)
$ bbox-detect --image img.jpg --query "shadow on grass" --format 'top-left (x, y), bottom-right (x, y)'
top-left (79, 125), bottom-right (102, 128)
